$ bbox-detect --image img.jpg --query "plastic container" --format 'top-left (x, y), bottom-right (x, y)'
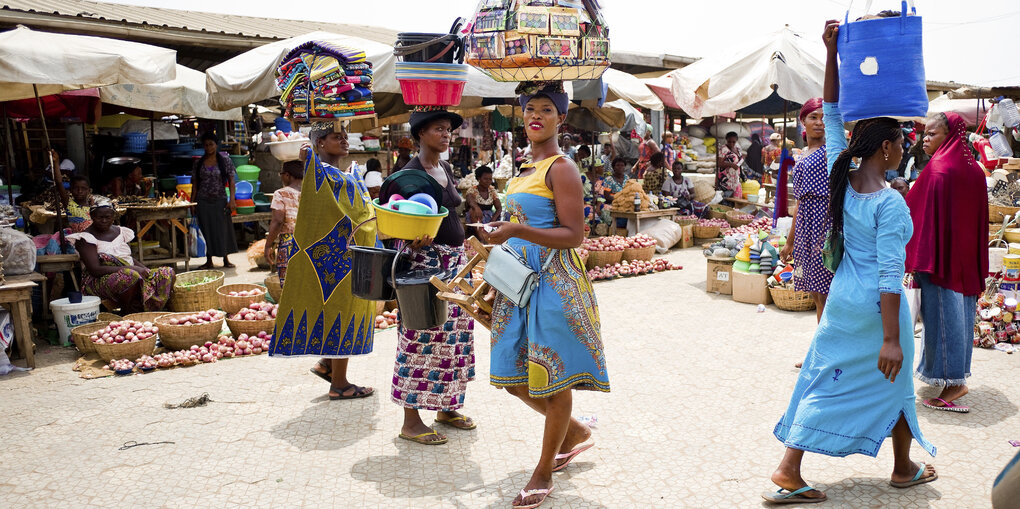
top-left (176, 184), bottom-right (192, 200)
top-left (265, 139), bottom-right (305, 161)
top-left (123, 132), bottom-right (148, 153)
top-left (229, 154), bottom-right (250, 168)
top-left (175, 175), bottom-right (192, 185)
top-left (235, 198), bottom-right (255, 207)
top-left (393, 268), bottom-right (450, 330)
top-left (836, 2), bottom-right (927, 121)
top-left (158, 177), bottom-right (177, 191)
top-left (398, 79), bottom-right (467, 107)
top-left (50, 296), bottom-right (101, 346)
top-left (998, 99), bottom-right (1020, 129)
top-left (394, 32), bottom-right (463, 63)
top-left (235, 181), bottom-right (254, 200)
top-left (237, 205), bottom-right (256, 215)
top-left (351, 246), bottom-right (401, 301)
top-left (235, 165), bottom-right (261, 182)
top-left (388, 199), bottom-right (434, 215)
top-left (990, 130), bottom-right (1013, 158)
top-left (372, 199), bottom-right (448, 240)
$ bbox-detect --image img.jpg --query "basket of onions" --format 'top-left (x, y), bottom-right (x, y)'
top-left (168, 270), bottom-right (225, 312)
top-left (155, 310), bottom-right (226, 351)
top-left (582, 236), bottom-right (626, 269)
top-left (226, 302), bottom-right (278, 338)
top-left (122, 312), bottom-right (170, 323)
top-left (693, 218), bottom-right (729, 240)
top-left (71, 321), bottom-right (110, 354)
top-left (217, 283), bottom-right (268, 314)
top-left (621, 234), bottom-right (657, 261)
top-left (725, 210), bottom-right (755, 227)
top-left (90, 320), bottom-right (159, 362)
top-left (265, 274), bottom-right (283, 302)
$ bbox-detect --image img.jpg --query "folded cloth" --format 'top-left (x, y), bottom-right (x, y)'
top-left (341, 86), bottom-right (373, 102)
top-left (310, 55), bottom-right (345, 88)
top-left (343, 75), bottom-right (373, 85)
top-left (279, 72), bottom-right (308, 103)
top-left (316, 83), bottom-right (356, 97)
top-left (344, 62), bottom-right (373, 71)
top-left (277, 57), bottom-right (305, 77)
top-left (284, 41), bottom-right (367, 65)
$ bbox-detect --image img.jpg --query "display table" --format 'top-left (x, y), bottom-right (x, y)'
top-left (0, 279), bottom-right (38, 368)
top-left (125, 204), bottom-right (193, 270)
top-left (231, 211), bottom-right (273, 246)
top-left (609, 208), bottom-right (680, 235)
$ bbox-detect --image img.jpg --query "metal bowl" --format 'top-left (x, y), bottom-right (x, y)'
top-left (106, 156), bottom-right (141, 166)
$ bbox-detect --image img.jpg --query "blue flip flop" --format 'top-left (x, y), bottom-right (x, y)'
top-left (761, 486), bottom-right (827, 504)
top-left (890, 462), bottom-right (938, 488)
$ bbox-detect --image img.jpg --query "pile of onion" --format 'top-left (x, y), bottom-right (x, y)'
top-left (230, 302), bottom-right (277, 321)
top-left (227, 288), bottom-right (264, 297)
top-left (168, 310), bottom-right (224, 325)
top-left (91, 320), bottom-right (158, 345)
top-left (104, 358), bottom-right (135, 372)
top-left (375, 310), bottom-right (400, 329)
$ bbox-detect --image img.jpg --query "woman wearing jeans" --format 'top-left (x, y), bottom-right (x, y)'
top-left (907, 111), bottom-right (988, 413)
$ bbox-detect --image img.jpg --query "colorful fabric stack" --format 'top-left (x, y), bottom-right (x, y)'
top-left (276, 41), bottom-right (376, 122)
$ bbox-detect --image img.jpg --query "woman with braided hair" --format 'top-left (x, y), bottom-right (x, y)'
top-left (765, 21), bottom-right (936, 504)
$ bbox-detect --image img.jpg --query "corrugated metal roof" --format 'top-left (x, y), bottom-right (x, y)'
top-left (0, 0), bottom-right (401, 44)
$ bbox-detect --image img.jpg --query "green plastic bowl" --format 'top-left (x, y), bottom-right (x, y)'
top-left (235, 164), bottom-right (260, 182)
top-left (158, 177), bottom-right (177, 191)
top-left (237, 205), bottom-right (256, 215)
top-left (229, 154), bottom-right (249, 168)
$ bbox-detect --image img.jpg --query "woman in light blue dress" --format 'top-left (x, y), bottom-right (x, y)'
top-left (764, 22), bottom-right (936, 504)
top-left (484, 82), bottom-right (609, 509)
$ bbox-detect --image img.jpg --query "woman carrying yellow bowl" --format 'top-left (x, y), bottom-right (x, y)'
top-left (388, 105), bottom-right (478, 446)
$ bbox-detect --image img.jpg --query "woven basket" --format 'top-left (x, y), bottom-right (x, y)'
top-left (98, 312), bottom-right (122, 322)
top-left (226, 317), bottom-right (275, 338)
top-left (725, 211), bottom-right (753, 227)
top-left (169, 270), bottom-right (224, 312)
top-left (769, 287), bottom-right (816, 312)
top-left (93, 334), bottom-right (158, 362)
top-left (71, 321), bottom-right (110, 354)
top-left (122, 312), bottom-right (168, 324)
top-left (622, 245), bottom-right (655, 261)
top-left (155, 312), bottom-right (225, 350)
top-left (265, 274), bottom-right (283, 303)
top-left (693, 225), bottom-right (721, 239)
top-left (578, 251), bottom-right (589, 268)
top-left (675, 217), bottom-right (698, 227)
top-left (585, 249), bottom-right (623, 270)
top-left (217, 284), bottom-right (268, 315)
top-left (990, 204), bottom-right (1020, 223)
top-left (706, 205), bottom-right (733, 220)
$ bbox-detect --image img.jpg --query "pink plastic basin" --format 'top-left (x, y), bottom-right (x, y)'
top-left (398, 79), bottom-right (467, 107)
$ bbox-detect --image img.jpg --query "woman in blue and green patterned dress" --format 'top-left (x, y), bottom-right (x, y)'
top-left (484, 82), bottom-right (610, 509)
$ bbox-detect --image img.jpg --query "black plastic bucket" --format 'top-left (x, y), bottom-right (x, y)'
top-left (393, 268), bottom-right (450, 330)
top-left (351, 246), bottom-right (402, 301)
top-left (394, 32), bottom-right (462, 63)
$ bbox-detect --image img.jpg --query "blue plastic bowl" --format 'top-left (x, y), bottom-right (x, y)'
top-left (175, 175), bottom-right (192, 185)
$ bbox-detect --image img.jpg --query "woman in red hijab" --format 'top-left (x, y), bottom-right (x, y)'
top-left (907, 111), bottom-right (988, 413)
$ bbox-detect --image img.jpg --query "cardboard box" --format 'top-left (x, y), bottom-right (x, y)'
top-left (680, 224), bottom-right (694, 249)
top-left (732, 270), bottom-right (773, 305)
top-left (706, 257), bottom-right (734, 295)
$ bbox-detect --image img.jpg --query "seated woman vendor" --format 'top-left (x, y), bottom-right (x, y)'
top-left (61, 175), bottom-right (101, 233)
top-left (106, 166), bottom-right (151, 198)
top-left (67, 200), bottom-right (175, 313)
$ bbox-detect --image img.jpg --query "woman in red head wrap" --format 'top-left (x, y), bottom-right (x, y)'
top-left (908, 111), bottom-right (988, 413)
top-left (779, 97), bottom-right (831, 324)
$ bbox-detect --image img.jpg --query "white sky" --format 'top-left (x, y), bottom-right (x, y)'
top-left (99, 0), bottom-right (1020, 86)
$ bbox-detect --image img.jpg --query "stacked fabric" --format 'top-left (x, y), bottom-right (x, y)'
top-left (276, 40), bottom-right (376, 121)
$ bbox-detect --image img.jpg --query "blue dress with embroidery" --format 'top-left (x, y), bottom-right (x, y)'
top-left (774, 103), bottom-right (935, 458)
top-left (489, 155), bottom-right (610, 398)
top-left (270, 153), bottom-right (377, 358)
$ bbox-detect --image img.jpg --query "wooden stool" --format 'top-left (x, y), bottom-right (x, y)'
top-left (430, 237), bottom-right (494, 330)
top-left (0, 280), bottom-right (38, 368)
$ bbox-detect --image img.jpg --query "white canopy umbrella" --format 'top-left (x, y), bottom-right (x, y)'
top-left (206, 31), bottom-right (395, 111)
top-left (601, 69), bottom-right (663, 111)
top-left (102, 65), bottom-right (242, 121)
top-left (0, 26), bottom-right (177, 101)
top-left (670, 27), bottom-right (824, 119)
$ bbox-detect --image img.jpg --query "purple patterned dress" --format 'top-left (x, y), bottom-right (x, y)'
top-left (791, 146), bottom-right (834, 294)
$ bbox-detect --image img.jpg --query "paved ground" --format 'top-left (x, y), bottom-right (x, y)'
top-left (2, 248), bottom-right (1018, 508)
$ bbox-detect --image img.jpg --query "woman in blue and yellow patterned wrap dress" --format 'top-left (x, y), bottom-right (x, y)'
top-left (484, 82), bottom-right (609, 509)
top-left (270, 122), bottom-right (376, 401)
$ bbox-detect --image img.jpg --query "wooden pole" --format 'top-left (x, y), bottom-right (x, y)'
top-left (3, 105), bottom-right (14, 205)
top-left (34, 84), bottom-right (65, 239)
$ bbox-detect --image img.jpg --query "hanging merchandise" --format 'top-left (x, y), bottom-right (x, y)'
top-left (836, 1), bottom-right (927, 121)
top-left (997, 98), bottom-right (1020, 129)
top-left (275, 40), bottom-right (377, 122)
top-left (394, 19), bottom-right (469, 107)
top-left (464, 0), bottom-right (611, 82)
top-left (972, 133), bottom-right (1000, 171)
top-left (989, 129), bottom-right (1014, 158)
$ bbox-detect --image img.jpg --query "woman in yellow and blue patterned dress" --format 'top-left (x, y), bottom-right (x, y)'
top-left (485, 82), bottom-right (609, 509)
top-left (270, 122), bottom-right (376, 401)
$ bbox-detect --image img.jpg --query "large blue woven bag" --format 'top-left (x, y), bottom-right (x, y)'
top-left (837, 1), bottom-right (927, 121)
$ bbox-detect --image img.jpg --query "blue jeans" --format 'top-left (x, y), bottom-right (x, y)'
top-left (915, 273), bottom-right (975, 387)
top-left (885, 169), bottom-right (900, 181)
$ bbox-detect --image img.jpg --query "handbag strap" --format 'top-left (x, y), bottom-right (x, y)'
top-left (539, 248), bottom-right (558, 274)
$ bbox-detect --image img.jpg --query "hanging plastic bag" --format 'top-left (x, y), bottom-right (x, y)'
top-left (0, 227), bottom-right (36, 275)
top-left (189, 218), bottom-right (206, 258)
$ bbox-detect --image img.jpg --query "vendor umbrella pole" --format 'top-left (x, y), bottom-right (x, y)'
top-left (2, 105), bottom-right (14, 205)
top-left (33, 84), bottom-right (66, 242)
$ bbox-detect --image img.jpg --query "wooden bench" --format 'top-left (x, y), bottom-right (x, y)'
top-left (0, 279), bottom-right (38, 368)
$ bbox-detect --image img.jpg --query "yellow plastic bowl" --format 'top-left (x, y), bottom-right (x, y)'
top-left (1004, 228), bottom-right (1020, 243)
top-left (372, 199), bottom-right (448, 240)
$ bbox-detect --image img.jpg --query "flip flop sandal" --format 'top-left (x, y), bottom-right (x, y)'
top-left (513, 486), bottom-right (554, 509)
top-left (761, 486), bottom-right (827, 504)
top-left (552, 441), bottom-right (594, 472)
top-left (328, 384), bottom-right (373, 400)
top-left (309, 361), bottom-right (331, 383)
top-left (923, 397), bottom-right (970, 413)
top-left (434, 415), bottom-right (477, 430)
top-left (890, 462), bottom-right (938, 488)
top-left (398, 430), bottom-right (448, 445)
